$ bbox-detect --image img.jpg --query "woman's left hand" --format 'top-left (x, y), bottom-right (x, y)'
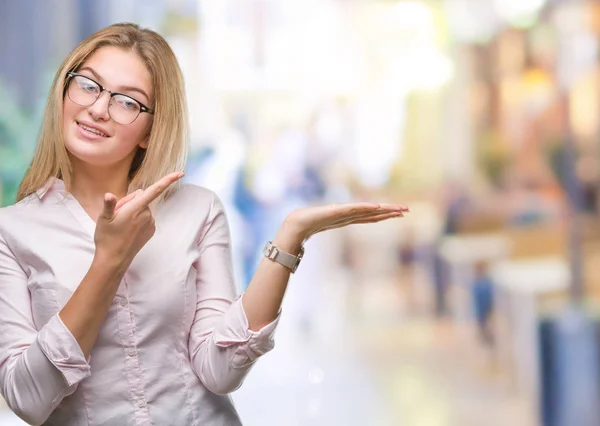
top-left (284, 202), bottom-right (410, 243)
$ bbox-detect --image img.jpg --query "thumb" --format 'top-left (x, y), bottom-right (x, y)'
top-left (101, 193), bottom-right (118, 221)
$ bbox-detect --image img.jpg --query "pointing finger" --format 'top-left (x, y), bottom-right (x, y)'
top-left (131, 171), bottom-right (184, 209)
top-left (115, 189), bottom-right (143, 212)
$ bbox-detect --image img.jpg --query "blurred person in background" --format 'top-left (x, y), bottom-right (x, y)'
top-left (471, 261), bottom-right (495, 347)
top-left (396, 228), bottom-right (421, 315)
top-left (0, 23), bottom-right (409, 426)
top-left (431, 181), bottom-right (471, 318)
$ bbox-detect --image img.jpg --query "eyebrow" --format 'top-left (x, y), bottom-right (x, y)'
top-left (78, 66), bottom-right (151, 102)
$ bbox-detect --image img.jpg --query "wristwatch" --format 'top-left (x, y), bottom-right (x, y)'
top-left (263, 241), bottom-right (305, 273)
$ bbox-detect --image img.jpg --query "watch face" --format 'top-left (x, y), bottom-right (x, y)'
top-left (263, 241), bottom-right (277, 259)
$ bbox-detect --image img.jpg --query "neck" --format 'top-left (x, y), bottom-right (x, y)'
top-left (69, 161), bottom-right (131, 207)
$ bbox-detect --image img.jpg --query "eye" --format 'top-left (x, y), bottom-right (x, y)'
top-left (115, 95), bottom-right (139, 111)
top-left (76, 77), bottom-right (98, 93)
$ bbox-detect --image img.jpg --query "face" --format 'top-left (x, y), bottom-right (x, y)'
top-left (63, 46), bottom-right (153, 169)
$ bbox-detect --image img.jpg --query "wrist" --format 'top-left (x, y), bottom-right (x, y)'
top-left (271, 217), bottom-right (306, 256)
top-left (92, 249), bottom-right (129, 280)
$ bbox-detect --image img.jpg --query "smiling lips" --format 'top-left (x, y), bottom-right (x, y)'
top-left (77, 121), bottom-right (109, 138)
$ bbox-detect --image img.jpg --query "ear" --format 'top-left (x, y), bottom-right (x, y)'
top-left (139, 123), bottom-right (152, 149)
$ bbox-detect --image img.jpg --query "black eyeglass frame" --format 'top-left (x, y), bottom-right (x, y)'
top-left (65, 72), bottom-right (154, 123)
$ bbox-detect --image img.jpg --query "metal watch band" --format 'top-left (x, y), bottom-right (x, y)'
top-left (263, 241), bottom-right (305, 273)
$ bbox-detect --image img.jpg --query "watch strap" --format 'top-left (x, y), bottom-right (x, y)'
top-left (263, 241), bottom-right (304, 273)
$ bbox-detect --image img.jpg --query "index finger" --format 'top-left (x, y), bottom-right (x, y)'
top-left (132, 171), bottom-right (184, 208)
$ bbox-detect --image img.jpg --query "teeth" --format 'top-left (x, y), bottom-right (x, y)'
top-left (78, 123), bottom-right (108, 137)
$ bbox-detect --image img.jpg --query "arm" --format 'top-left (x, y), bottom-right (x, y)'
top-left (241, 218), bottom-right (303, 331)
top-left (0, 234), bottom-right (91, 425)
top-left (0, 173), bottom-right (181, 424)
top-left (241, 202), bottom-right (408, 330)
top-left (58, 254), bottom-right (126, 358)
top-left (189, 194), bottom-right (407, 395)
top-left (189, 193), bottom-right (281, 395)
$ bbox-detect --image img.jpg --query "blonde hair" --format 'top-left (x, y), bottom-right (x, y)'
top-left (17, 22), bottom-right (188, 202)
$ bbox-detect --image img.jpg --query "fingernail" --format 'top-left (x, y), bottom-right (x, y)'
top-left (178, 172), bottom-right (185, 178)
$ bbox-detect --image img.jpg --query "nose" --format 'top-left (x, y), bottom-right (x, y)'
top-left (87, 90), bottom-right (111, 121)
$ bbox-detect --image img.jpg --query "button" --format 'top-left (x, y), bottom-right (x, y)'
top-left (137, 400), bottom-right (146, 408)
top-left (119, 298), bottom-right (128, 307)
top-left (127, 348), bottom-right (136, 357)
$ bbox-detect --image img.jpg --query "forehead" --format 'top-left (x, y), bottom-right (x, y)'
top-left (81, 46), bottom-right (152, 99)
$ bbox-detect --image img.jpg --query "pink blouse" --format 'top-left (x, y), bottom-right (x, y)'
top-left (0, 178), bottom-right (279, 425)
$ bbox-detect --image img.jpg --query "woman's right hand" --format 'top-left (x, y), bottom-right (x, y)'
top-left (93, 172), bottom-right (184, 269)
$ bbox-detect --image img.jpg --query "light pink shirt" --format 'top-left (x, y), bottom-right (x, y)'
top-left (0, 178), bottom-right (279, 426)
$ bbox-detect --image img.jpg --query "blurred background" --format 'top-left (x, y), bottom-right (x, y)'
top-left (2, 0), bottom-right (600, 425)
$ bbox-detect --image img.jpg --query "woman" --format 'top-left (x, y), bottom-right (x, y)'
top-left (0, 23), bottom-right (408, 425)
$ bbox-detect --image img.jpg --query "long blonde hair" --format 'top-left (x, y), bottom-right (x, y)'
top-left (17, 22), bottom-right (188, 202)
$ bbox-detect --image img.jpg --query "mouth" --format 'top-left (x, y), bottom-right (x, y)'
top-left (76, 121), bottom-right (110, 138)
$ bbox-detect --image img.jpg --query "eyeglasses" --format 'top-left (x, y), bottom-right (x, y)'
top-left (65, 72), bottom-right (154, 125)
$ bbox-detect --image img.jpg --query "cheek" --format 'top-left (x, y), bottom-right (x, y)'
top-left (63, 99), bottom-right (79, 122)
top-left (115, 122), bottom-right (149, 149)
top-left (62, 102), bottom-right (83, 146)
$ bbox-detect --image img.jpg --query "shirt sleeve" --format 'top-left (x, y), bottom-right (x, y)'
top-left (188, 192), bottom-right (280, 395)
top-left (0, 232), bottom-right (91, 425)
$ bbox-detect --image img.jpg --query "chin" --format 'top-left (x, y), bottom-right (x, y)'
top-left (65, 139), bottom-right (124, 168)
top-left (67, 151), bottom-right (120, 167)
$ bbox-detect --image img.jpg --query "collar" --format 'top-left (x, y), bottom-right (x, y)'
top-left (35, 177), bottom-right (66, 199)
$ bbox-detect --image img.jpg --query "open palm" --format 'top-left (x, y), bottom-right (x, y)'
top-left (287, 202), bottom-right (409, 241)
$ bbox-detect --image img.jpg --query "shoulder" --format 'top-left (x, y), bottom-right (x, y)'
top-left (0, 206), bottom-right (9, 237)
top-left (0, 194), bottom-right (40, 235)
top-left (175, 183), bottom-right (215, 200)
top-left (167, 183), bottom-right (221, 208)
top-left (158, 183), bottom-right (230, 240)
top-left (161, 183), bottom-right (227, 219)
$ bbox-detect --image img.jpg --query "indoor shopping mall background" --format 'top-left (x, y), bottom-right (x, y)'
top-left (2, 1), bottom-right (600, 425)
